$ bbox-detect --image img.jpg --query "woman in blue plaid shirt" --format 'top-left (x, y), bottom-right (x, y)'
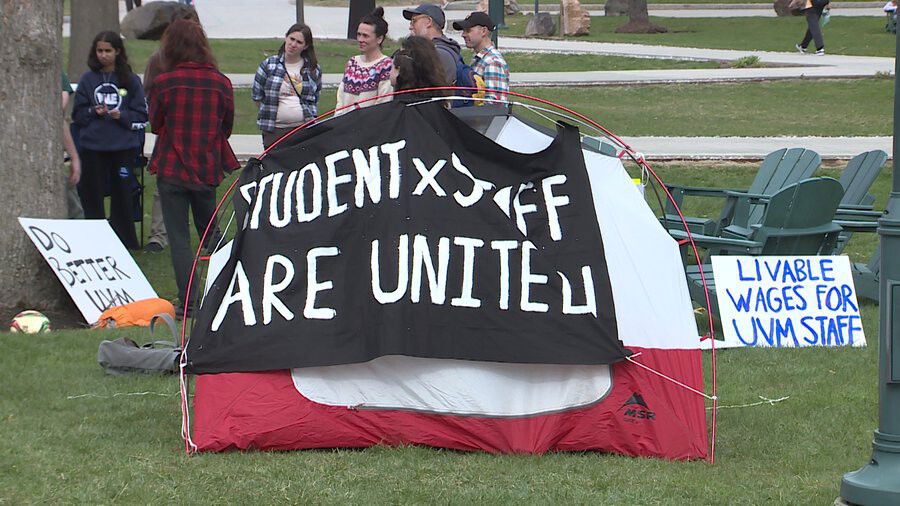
top-left (252, 23), bottom-right (322, 148)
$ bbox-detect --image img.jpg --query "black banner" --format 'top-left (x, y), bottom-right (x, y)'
top-left (186, 102), bottom-right (628, 373)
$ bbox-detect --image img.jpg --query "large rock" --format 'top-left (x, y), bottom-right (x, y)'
top-left (476, 0), bottom-right (522, 15)
top-left (121, 1), bottom-right (194, 40)
top-left (560, 0), bottom-right (590, 36)
top-left (604, 0), bottom-right (630, 17)
top-left (525, 12), bottom-right (556, 37)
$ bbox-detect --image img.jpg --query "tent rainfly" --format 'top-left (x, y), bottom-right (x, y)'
top-left (183, 100), bottom-right (708, 458)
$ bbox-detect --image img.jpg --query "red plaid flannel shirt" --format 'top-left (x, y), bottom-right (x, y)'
top-left (148, 62), bottom-right (240, 186)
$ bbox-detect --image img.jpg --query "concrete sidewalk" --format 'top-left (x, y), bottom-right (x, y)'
top-left (89, 0), bottom-right (890, 40)
top-left (143, 133), bottom-right (892, 160)
top-left (446, 1), bottom-right (886, 12)
top-left (448, 1), bottom-right (886, 16)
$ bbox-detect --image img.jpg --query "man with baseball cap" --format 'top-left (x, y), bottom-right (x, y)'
top-left (453, 12), bottom-right (509, 102)
top-left (403, 4), bottom-right (463, 85)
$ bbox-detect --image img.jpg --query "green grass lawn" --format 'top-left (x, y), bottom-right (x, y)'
top-left (503, 15), bottom-right (897, 57)
top-left (229, 78), bottom-right (893, 136)
top-left (520, 78), bottom-right (893, 136)
top-left (0, 160), bottom-right (885, 503)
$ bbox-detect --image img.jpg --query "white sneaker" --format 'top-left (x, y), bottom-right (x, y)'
top-left (795, 44), bottom-right (806, 54)
top-left (815, 48), bottom-right (825, 55)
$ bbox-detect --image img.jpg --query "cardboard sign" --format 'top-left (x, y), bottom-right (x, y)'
top-left (19, 218), bottom-right (158, 324)
top-left (712, 255), bottom-right (866, 348)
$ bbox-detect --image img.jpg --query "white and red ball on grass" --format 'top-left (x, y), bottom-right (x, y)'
top-left (9, 310), bottom-right (52, 334)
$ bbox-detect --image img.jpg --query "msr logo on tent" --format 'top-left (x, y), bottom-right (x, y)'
top-left (620, 392), bottom-right (655, 422)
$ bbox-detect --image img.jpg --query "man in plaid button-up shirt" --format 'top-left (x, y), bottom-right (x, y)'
top-left (454, 12), bottom-right (509, 102)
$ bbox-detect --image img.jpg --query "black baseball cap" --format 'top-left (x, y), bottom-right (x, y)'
top-left (402, 4), bottom-right (446, 29)
top-left (452, 12), bottom-right (496, 31)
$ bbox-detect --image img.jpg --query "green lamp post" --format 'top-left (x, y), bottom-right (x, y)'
top-left (488, 0), bottom-right (505, 48)
top-left (839, 23), bottom-right (900, 506)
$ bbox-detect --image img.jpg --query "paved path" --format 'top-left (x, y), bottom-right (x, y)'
top-left (142, 132), bottom-right (891, 160)
top-left (633, 7), bottom-right (883, 16)
top-left (446, 0), bottom-right (887, 15)
top-left (97, 0), bottom-right (890, 41)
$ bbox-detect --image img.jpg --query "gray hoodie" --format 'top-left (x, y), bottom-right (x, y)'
top-left (432, 35), bottom-right (462, 85)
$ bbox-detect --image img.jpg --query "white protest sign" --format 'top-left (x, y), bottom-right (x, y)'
top-left (18, 218), bottom-right (158, 324)
top-left (712, 255), bottom-right (866, 348)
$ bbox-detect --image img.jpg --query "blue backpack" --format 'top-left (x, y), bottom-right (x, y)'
top-left (436, 45), bottom-right (480, 108)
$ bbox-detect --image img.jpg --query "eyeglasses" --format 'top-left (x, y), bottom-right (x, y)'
top-left (409, 15), bottom-right (428, 24)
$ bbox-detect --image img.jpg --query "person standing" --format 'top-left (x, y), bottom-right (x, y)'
top-left (252, 23), bottom-right (322, 149)
top-left (142, 6), bottom-right (201, 253)
top-left (72, 31), bottom-right (146, 250)
top-left (796, 0), bottom-right (830, 55)
top-left (61, 72), bottom-right (83, 219)
top-left (148, 19), bottom-right (240, 318)
top-left (403, 4), bottom-right (461, 85)
top-left (336, 7), bottom-right (393, 113)
top-left (454, 12), bottom-right (509, 102)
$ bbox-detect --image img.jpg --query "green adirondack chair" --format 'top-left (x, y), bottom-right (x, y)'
top-left (853, 249), bottom-right (880, 302)
top-left (845, 198), bottom-right (899, 303)
top-left (719, 149), bottom-right (888, 247)
top-left (670, 177), bottom-right (845, 317)
top-left (662, 148), bottom-right (821, 237)
top-left (830, 150), bottom-right (889, 254)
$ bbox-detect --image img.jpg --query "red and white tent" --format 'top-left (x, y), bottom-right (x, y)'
top-left (184, 100), bottom-right (709, 459)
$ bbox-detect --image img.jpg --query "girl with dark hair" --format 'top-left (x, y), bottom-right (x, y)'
top-left (147, 19), bottom-right (240, 317)
top-left (72, 31), bottom-right (147, 250)
top-left (252, 23), bottom-right (323, 148)
top-left (389, 36), bottom-right (448, 101)
top-left (335, 7), bottom-right (394, 113)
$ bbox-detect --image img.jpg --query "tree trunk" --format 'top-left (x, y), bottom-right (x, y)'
top-left (0, 0), bottom-right (74, 316)
top-left (615, 0), bottom-right (667, 33)
top-left (67, 0), bottom-right (119, 80)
